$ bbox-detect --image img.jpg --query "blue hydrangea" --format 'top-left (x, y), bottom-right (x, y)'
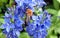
top-left (0, 0), bottom-right (51, 38)
top-left (0, 11), bottom-right (24, 38)
top-left (15, 0), bottom-right (46, 18)
top-left (26, 10), bottom-right (51, 38)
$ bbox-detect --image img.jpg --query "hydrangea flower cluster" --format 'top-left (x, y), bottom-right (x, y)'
top-left (0, 0), bottom-right (51, 38)
top-left (26, 10), bottom-right (51, 38)
top-left (0, 9), bottom-right (24, 38)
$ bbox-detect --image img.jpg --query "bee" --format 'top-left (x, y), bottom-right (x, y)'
top-left (22, 9), bottom-right (33, 32)
top-left (26, 9), bottom-right (33, 16)
top-left (25, 8), bottom-right (33, 23)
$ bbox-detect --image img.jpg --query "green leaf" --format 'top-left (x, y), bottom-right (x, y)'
top-left (58, 10), bottom-right (60, 16)
top-left (0, 18), bottom-right (4, 24)
top-left (50, 35), bottom-right (57, 38)
top-left (19, 32), bottom-right (30, 38)
top-left (54, 22), bottom-right (60, 34)
top-left (57, 0), bottom-right (60, 3)
top-left (55, 27), bottom-right (60, 34)
top-left (53, 0), bottom-right (59, 10)
top-left (47, 8), bottom-right (57, 15)
top-left (0, 32), bottom-right (6, 38)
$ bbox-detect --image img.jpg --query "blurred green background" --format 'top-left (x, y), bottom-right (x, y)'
top-left (0, 0), bottom-right (60, 38)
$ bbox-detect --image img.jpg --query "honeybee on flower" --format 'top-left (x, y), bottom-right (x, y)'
top-left (25, 8), bottom-right (33, 23)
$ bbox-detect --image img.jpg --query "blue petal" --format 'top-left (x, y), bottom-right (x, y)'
top-left (4, 18), bottom-right (10, 23)
top-left (32, 15), bottom-right (38, 20)
top-left (16, 30), bottom-right (20, 37)
top-left (0, 24), bottom-right (7, 29)
top-left (10, 23), bottom-right (15, 28)
top-left (6, 25), bottom-right (10, 32)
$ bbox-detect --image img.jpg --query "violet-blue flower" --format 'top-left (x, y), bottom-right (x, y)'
top-left (26, 10), bottom-right (51, 38)
top-left (0, 0), bottom-right (51, 38)
top-left (0, 9), bottom-right (24, 38)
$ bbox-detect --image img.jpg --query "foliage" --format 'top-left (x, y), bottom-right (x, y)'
top-left (0, 0), bottom-right (60, 38)
top-left (57, 0), bottom-right (60, 3)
